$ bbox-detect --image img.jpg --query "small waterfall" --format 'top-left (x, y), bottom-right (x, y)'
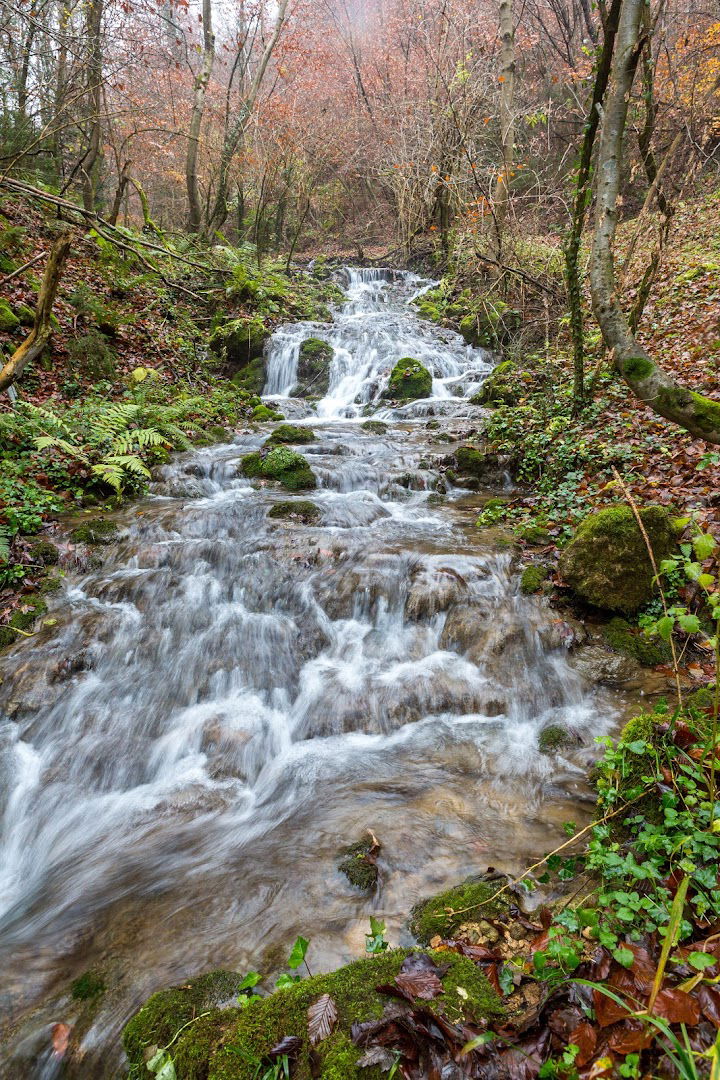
top-left (0, 268), bottom-right (617, 1076)
top-left (263, 267), bottom-right (493, 417)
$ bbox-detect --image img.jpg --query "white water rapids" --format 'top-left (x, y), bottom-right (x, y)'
top-left (0, 269), bottom-right (618, 1077)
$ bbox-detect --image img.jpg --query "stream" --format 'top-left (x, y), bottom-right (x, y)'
top-left (0, 269), bottom-right (620, 1076)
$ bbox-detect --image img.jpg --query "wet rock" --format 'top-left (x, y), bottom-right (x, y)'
top-left (558, 504), bottom-right (679, 613)
top-left (210, 314), bottom-right (269, 374)
top-left (69, 518), bottom-right (119, 545)
top-left (338, 836), bottom-right (379, 890)
top-left (409, 879), bottom-right (508, 944)
top-left (538, 724), bottom-right (579, 754)
top-left (241, 447), bottom-right (316, 491)
top-left (267, 500), bottom-right (321, 524)
top-left (570, 643), bottom-right (643, 687)
top-left (361, 420), bottom-right (388, 435)
top-left (382, 357), bottom-right (432, 401)
top-left (602, 616), bottom-right (671, 667)
top-left (266, 424), bottom-right (315, 445)
top-left (294, 337), bottom-right (334, 397)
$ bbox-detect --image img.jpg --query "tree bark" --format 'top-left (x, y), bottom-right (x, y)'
top-left (492, 0), bottom-right (516, 259)
top-left (590, 0), bottom-right (720, 443)
top-left (82, 0), bottom-right (104, 212)
top-left (186, 0), bottom-right (215, 233)
top-left (0, 231), bottom-right (74, 393)
top-left (563, 0), bottom-right (622, 413)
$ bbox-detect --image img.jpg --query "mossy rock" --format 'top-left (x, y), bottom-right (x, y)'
top-left (0, 298), bottom-right (20, 332)
top-left (337, 840), bottom-right (378, 890)
top-left (516, 523), bottom-right (551, 545)
top-left (123, 969), bottom-right (242, 1078)
top-left (266, 424), bottom-right (315, 445)
top-left (69, 519), bottom-right (119, 545)
top-left (251, 404), bottom-right (283, 422)
top-left (14, 302), bottom-right (35, 326)
top-left (520, 565), bottom-right (548, 595)
top-left (0, 594), bottom-right (48, 648)
top-left (29, 539), bottom-right (59, 565)
top-left (558, 504), bottom-right (679, 613)
top-left (361, 420), bottom-right (388, 435)
top-left (294, 337), bottom-right (334, 397)
top-left (383, 358), bottom-right (432, 401)
top-left (71, 971), bottom-right (105, 1001)
top-left (454, 446), bottom-right (485, 478)
top-left (210, 316), bottom-right (270, 372)
top-left (459, 302), bottom-right (521, 349)
top-left (603, 617), bottom-right (671, 667)
top-left (538, 724), bottom-right (573, 754)
top-left (241, 447), bottom-right (316, 491)
top-left (267, 500), bottom-right (320, 524)
top-left (472, 361), bottom-right (519, 407)
top-left (230, 357), bottom-right (266, 395)
top-left (409, 880), bottom-right (508, 944)
top-left (133, 950), bottom-right (502, 1080)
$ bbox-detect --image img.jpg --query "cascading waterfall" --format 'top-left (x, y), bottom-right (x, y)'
top-left (263, 268), bottom-right (494, 416)
top-left (0, 268), bottom-right (617, 1076)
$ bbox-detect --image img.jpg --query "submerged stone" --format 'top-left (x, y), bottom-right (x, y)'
top-left (558, 504), bottom-right (678, 613)
top-left (538, 724), bottom-right (576, 754)
top-left (267, 500), bottom-right (320, 524)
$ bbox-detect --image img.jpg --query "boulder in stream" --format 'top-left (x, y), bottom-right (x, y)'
top-left (293, 337), bottom-right (334, 397)
top-left (382, 358), bottom-right (432, 401)
top-left (241, 447), bottom-right (316, 491)
top-left (559, 504), bottom-right (678, 612)
top-left (266, 424), bottom-right (316, 445)
top-left (267, 500), bottom-right (321, 524)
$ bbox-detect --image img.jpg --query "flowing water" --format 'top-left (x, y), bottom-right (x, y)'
top-left (0, 269), bottom-right (618, 1076)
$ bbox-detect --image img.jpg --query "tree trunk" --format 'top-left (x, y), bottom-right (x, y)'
top-left (590, 0), bottom-right (720, 443)
top-left (492, 0), bottom-right (516, 259)
top-left (563, 0), bottom-right (622, 414)
top-left (0, 231), bottom-right (74, 393)
top-left (82, 0), bottom-right (104, 213)
top-left (186, 0), bottom-right (215, 233)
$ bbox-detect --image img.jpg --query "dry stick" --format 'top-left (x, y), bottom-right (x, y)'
top-left (0, 250), bottom-right (47, 284)
top-left (445, 788), bottom-right (652, 919)
top-left (611, 466), bottom-right (683, 711)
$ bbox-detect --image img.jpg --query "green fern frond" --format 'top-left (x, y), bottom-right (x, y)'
top-left (34, 434), bottom-right (90, 463)
top-left (103, 454), bottom-right (151, 478)
top-left (91, 462), bottom-right (124, 492)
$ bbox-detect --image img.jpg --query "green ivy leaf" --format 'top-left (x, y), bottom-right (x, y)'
top-left (693, 533), bottom-right (717, 560)
top-left (656, 615), bottom-right (675, 642)
top-left (687, 951), bottom-right (716, 971)
top-left (613, 947), bottom-right (635, 968)
top-left (677, 614), bottom-right (701, 635)
top-left (288, 936), bottom-right (310, 969)
top-left (238, 971), bottom-right (261, 992)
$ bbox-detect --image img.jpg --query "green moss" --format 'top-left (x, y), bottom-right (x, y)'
top-left (294, 338), bottom-right (334, 396)
top-left (29, 539), bottom-right (59, 565)
top-left (241, 447), bottom-right (316, 491)
top-left (210, 316), bottom-right (269, 371)
top-left (558, 504), bottom-right (678, 613)
top-left (459, 302), bottom-right (521, 349)
top-left (516, 524), bottom-right (551, 545)
top-left (361, 421), bottom-right (388, 435)
top-left (266, 425), bottom-right (315, 445)
top-left (207, 950), bottom-right (501, 1080)
top-left (251, 405), bottom-right (283, 422)
top-left (267, 500), bottom-right (320, 524)
top-left (0, 298), bottom-right (20, 332)
top-left (230, 358), bottom-right (266, 395)
top-left (622, 355), bottom-right (655, 381)
top-left (69, 518), bottom-right (119, 545)
top-left (123, 970), bottom-right (241, 1076)
top-left (383, 358), bottom-right (432, 401)
top-left (337, 841), bottom-right (378, 890)
top-left (473, 361), bottom-right (519, 407)
top-left (409, 881), bottom-right (508, 944)
top-left (603, 617), bottom-right (671, 667)
top-left (455, 446), bottom-right (485, 477)
top-left (71, 972), bottom-right (106, 1001)
top-left (538, 724), bottom-right (572, 754)
top-left (14, 302), bottom-right (35, 326)
top-left (689, 391), bottom-right (720, 433)
top-left (686, 685), bottom-right (717, 716)
top-left (520, 565), bottom-right (548, 595)
top-left (0, 594), bottom-right (48, 647)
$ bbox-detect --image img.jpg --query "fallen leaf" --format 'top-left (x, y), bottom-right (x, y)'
top-left (652, 988), bottom-right (701, 1025)
top-left (52, 1023), bottom-right (71, 1057)
top-left (268, 1035), bottom-right (302, 1058)
top-left (308, 994), bottom-right (338, 1045)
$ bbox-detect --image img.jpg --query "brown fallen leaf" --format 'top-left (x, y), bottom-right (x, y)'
top-left (52, 1023), bottom-right (71, 1057)
top-left (652, 988), bottom-right (701, 1025)
top-left (308, 993), bottom-right (339, 1045)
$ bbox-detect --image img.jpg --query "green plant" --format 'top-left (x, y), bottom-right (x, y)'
top-left (365, 916), bottom-right (389, 954)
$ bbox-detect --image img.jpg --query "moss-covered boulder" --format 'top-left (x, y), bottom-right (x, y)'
top-left (383, 358), bottom-right (432, 401)
top-left (558, 504), bottom-right (678, 613)
top-left (210, 315), bottom-right (270, 377)
top-left (124, 951), bottom-right (502, 1080)
top-left (251, 404), bottom-right (283, 422)
top-left (472, 361), bottom-right (520, 407)
top-left (266, 424), bottom-right (315, 445)
top-left (123, 969), bottom-right (241, 1078)
top-left (409, 880), bottom-right (508, 945)
top-left (520, 565), bottom-right (548, 595)
top-left (459, 301), bottom-right (521, 349)
top-left (294, 337), bottom-right (334, 397)
top-left (231, 357), bottom-right (266, 395)
top-left (603, 617), bottom-right (671, 667)
top-left (0, 594), bottom-right (48, 648)
top-left (14, 302), bottom-right (35, 327)
top-left (267, 500), bottom-right (320, 524)
top-left (69, 518), bottom-right (119, 545)
top-left (361, 420), bottom-right (388, 435)
top-left (538, 724), bottom-right (575, 754)
top-left (0, 298), bottom-right (20, 332)
top-left (29, 539), bottom-right (59, 565)
top-left (454, 446), bottom-right (485, 478)
top-left (241, 447), bottom-right (316, 491)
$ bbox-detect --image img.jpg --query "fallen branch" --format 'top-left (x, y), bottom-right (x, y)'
top-left (0, 249), bottom-right (47, 284)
